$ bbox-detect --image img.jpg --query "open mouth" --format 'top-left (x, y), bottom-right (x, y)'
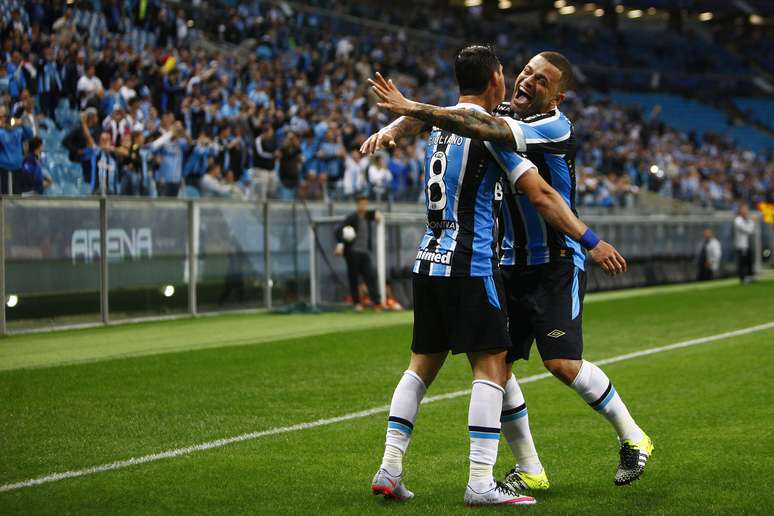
top-left (515, 86), bottom-right (533, 103)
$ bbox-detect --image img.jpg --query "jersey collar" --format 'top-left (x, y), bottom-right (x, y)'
top-left (454, 102), bottom-right (489, 113)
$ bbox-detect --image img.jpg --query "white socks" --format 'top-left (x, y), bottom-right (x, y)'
top-left (501, 374), bottom-right (542, 474)
top-left (570, 360), bottom-right (644, 442)
top-left (381, 370), bottom-right (427, 476)
top-left (468, 379), bottom-right (504, 490)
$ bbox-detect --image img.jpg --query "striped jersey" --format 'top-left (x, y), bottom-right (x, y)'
top-left (496, 103), bottom-right (584, 270)
top-left (414, 103), bottom-right (535, 277)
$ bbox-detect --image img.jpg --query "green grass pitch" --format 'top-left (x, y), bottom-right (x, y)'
top-left (1, 279), bottom-right (773, 514)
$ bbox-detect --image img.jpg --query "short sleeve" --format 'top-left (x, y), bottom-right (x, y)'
top-left (483, 141), bottom-right (535, 187)
top-left (499, 114), bottom-right (572, 153)
top-left (500, 117), bottom-right (526, 152)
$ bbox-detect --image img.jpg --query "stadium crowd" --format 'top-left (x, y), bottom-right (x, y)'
top-left (0, 0), bottom-right (772, 208)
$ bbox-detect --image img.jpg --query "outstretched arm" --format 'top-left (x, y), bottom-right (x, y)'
top-left (516, 170), bottom-right (627, 275)
top-left (368, 72), bottom-right (515, 146)
top-left (359, 115), bottom-right (427, 155)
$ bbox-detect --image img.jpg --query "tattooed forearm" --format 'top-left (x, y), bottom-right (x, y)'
top-left (405, 102), bottom-right (514, 145)
top-left (384, 116), bottom-right (428, 139)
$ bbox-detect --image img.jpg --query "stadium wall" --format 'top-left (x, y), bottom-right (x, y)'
top-left (0, 198), bottom-right (764, 334)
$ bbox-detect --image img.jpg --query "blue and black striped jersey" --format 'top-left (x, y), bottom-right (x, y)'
top-left (495, 103), bottom-right (584, 270)
top-left (414, 103), bottom-right (535, 277)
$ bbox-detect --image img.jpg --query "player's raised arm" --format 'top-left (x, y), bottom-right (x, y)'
top-left (485, 141), bottom-right (626, 275)
top-left (359, 116), bottom-right (426, 155)
top-left (517, 170), bottom-right (626, 275)
top-left (368, 72), bottom-right (515, 146)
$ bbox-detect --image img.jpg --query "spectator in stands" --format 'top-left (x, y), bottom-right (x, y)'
top-left (102, 77), bottom-right (125, 117)
top-left (366, 154), bottom-right (391, 201)
top-left (0, 66), bottom-right (9, 97)
top-left (102, 105), bottom-right (130, 146)
top-left (149, 114), bottom-right (189, 197)
top-left (733, 204), bottom-right (756, 284)
top-left (63, 107), bottom-right (99, 177)
top-left (37, 46), bottom-right (62, 124)
top-left (114, 128), bottom-right (146, 196)
top-left (0, 103), bottom-right (33, 194)
top-left (696, 228), bottom-right (722, 281)
top-left (317, 126), bottom-right (346, 198)
top-left (342, 149), bottom-right (369, 197)
top-left (334, 194), bottom-right (383, 311)
top-left (200, 161), bottom-right (240, 198)
top-left (1, 0), bottom-right (768, 207)
top-left (252, 124), bottom-right (278, 201)
top-left (20, 136), bottom-right (50, 195)
top-left (80, 112), bottom-right (118, 195)
top-left (11, 89), bottom-right (37, 135)
top-left (387, 148), bottom-right (410, 201)
top-left (278, 131), bottom-right (302, 196)
top-left (5, 51), bottom-right (27, 102)
top-left (183, 133), bottom-right (213, 191)
top-left (58, 48), bottom-right (79, 109)
top-left (77, 64), bottom-right (103, 109)
top-left (51, 7), bottom-right (75, 34)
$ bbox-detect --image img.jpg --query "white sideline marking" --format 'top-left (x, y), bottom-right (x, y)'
top-left (2, 321), bottom-right (773, 494)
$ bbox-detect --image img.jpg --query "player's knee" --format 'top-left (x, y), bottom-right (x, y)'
top-left (470, 352), bottom-right (509, 387)
top-left (543, 358), bottom-right (581, 385)
top-left (408, 352), bottom-right (446, 387)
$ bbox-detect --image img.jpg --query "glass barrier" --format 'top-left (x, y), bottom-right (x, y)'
top-left (0, 197), bottom-right (749, 333)
top-left (197, 202), bottom-right (265, 312)
top-left (107, 199), bottom-right (189, 320)
top-left (269, 202), bottom-right (331, 307)
top-left (4, 198), bottom-right (101, 330)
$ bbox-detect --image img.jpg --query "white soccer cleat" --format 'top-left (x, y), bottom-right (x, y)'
top-left (464, 481), bottom-right (536, 506)
top-left (371, 468), bottom-right (414, 501)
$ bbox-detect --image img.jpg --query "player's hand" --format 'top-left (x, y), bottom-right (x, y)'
top-left (359, 129), bottom-right (397, 155)
top-left (374, 210), bottom-right (384, 223)
top-left (368, 72), bottom-right (414, 116)
top-left (588, 240), bottom-right (627, 276)
top-left (334, 243), bottom-right (344, 256)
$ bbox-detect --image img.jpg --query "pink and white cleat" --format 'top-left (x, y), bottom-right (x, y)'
top-left (371, 468), bottom-right (414, 501)
top-left (464, 481), bottom-right (536, 506)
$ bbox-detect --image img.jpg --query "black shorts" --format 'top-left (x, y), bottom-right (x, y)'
top-left (411, 273), bottom-right (510, 355)
top-left (502, 259), bottom-right (586, 362)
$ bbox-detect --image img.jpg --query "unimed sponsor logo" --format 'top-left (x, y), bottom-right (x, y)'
top-left (71, 228), bottom-right (153, 263)
top-left (415, 248), bottom-right (452, 264)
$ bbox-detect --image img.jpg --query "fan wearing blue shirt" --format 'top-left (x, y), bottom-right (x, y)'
top-left (0, 104), bottom-right (33, 194)
top-left (20, 136), bottom-right (51, 195)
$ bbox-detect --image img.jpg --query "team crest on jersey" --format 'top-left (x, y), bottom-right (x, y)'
top-left (547, 329), bottom-right (566, 338)
top-left (494, 181), bottom-right (503, 201)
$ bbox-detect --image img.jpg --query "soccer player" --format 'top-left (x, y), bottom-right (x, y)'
top-left (365, 51), bottom-right (653, 488)
top-left (368, 45), bottom-right (626, 506)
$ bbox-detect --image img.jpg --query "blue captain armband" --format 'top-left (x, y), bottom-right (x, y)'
top-left (579, 228), bottom-right (600, 250)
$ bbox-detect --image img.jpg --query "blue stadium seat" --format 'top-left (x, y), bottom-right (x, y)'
top-left (734, 97), bottom-right (774, 132)
top-left (605, 92), bottom-right (773, 151)
top-left (181, 185), bottom-right (201, 199)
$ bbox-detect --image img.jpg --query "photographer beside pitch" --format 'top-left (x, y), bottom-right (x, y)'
top-left (365, 50), bottom-right (652, 490)
top-left (334, 194), bottom-right (383, 311)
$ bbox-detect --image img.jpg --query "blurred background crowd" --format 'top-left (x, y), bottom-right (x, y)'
top-left (0, 0), bottom-right (772, 209)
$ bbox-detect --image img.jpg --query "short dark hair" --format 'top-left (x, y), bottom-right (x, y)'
top-left (355, 193), bottom-right (368, 202)
top-left (28, 136), bottom-right (43, 153)
top-left (454, 45), bottom-right (500, 96)
top-left (538, 51), bottom-right (573, 92)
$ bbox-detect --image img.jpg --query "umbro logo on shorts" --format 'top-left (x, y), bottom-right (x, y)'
top-left (547, 330), bottom-right (566, 338)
